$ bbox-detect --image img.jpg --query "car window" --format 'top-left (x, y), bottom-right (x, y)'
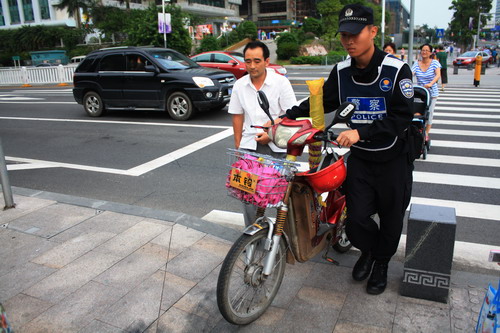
top-left (213, 54), bottom-right (232, 63)
top-left (461, 51), bottom-right (476, 57)
top-left (126, 54), bottom-right (151, 71)
top-left (146, 50), bottom-right (199, 70)
top-left (192, 54), bottom-right (211, 62)
top-left (76, 56), bottom-right (98, 72)
top-left (99, 54), bottom-right (126, 71)
top-left (482, 52), bottom-right (488, 57)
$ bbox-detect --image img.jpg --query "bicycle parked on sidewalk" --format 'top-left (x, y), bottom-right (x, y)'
top-left (216, 93), bottom-right (356, 325)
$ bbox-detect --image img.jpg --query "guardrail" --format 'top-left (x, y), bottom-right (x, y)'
top-left (0, 65), bottom-right (76, 86)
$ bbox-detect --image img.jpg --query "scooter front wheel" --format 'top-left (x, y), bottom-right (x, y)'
top-left (217, 229), bottom-right (286, 325)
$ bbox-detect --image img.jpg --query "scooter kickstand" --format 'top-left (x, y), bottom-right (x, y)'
top-left (323, 246), bottom-right (339, 266)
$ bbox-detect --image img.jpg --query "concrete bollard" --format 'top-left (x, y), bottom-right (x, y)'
top-left (400, 204), bottom-right (456, 303)
top-left (453, 65), bottom-right (458, 75)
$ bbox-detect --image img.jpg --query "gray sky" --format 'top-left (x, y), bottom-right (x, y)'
top-left (400, 0), bottom-right (497, 29)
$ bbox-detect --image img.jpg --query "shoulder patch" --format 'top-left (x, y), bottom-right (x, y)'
top-left (399, 79), bottom-right (414, 98)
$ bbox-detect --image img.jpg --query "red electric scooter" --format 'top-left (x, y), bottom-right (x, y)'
top-left (217, 93), bottom-right (356, 325)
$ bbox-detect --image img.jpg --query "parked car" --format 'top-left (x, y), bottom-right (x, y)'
top-left (190, 51), bottom-right (287, 79)
top-left (452, 51), bottom-right (493, 68)
top-left (70, 55), bottom-right (86, 64)
top-left (73, 46), bottom-right (235, 120)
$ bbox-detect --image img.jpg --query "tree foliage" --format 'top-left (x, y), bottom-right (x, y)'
top-left (124, 4), bottom-right (192, 55)
top-left (302, 17), bottom-right (323, 36)
top-left (196, 35), bottom-right (220, 53)
top-left (448, 0), bottom-right (492, 49)
top-left (237, 21), bottom-right (258, 40)
top-left (54, 0), bottom-right (92, 28)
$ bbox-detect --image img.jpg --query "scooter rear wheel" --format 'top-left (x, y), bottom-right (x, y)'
top-left (217, 229), bottom-right (286, 325)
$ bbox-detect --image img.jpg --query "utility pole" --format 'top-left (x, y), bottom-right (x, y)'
top-left (408, 0), bottom-right (415, 67)
top-left (381, 0), bottom-right (385, 48)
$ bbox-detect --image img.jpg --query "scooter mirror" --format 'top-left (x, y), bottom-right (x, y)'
top-left (257, 90), bottom-right (274, 125)
top-left (326, 102), bottom-right (356, 131)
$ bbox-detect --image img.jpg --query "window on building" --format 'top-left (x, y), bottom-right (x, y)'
top-left (259, 1), bottom-right (286, 14)
top-left (0, 3), bottom-right (5, 25)
top-left (38, 0), bottom-right (50, 19)
top-left (22, 0), bottom-right (34, 21)
top-left (188, 0), bottom-right (224, 8)
top-left (8, 0), bottom-right (20, 23)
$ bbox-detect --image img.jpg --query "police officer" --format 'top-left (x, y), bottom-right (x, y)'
top-left (273, 4), bottom-right (414, 295)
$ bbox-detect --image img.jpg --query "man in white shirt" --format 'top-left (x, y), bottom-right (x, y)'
top-left (228, 40), bottom-right (297, 226)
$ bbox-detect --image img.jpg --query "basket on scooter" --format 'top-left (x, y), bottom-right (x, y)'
top-left (225, 149), bottom-right (299, 208)
top-left (412, 85), bottom-right (431, 159)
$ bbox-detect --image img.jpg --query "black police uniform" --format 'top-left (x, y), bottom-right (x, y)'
top-left (284, 47), bottom-right (414, 262)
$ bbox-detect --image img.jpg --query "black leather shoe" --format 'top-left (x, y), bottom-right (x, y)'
top-left (352, 252), bottom-right (374, 281)
top-left (366, 261), bottom-right (388, 295)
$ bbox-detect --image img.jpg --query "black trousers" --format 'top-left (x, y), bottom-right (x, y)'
top-left (345, 153), bottom-right (413, 261)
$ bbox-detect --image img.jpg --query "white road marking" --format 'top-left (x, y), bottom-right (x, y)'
top-left (203, 195), bottom-right (500, 223)
top-left (0, 101), bottom-right (75, 104)
top-left (0, 117), bottom-right (231, 129)
top-left (436, 101), bottom-right (500, 107)
top-left (6, 128), bottom-right (234, 175)
top-left (436, 106), bottom-right (500, 113)
top-left (0, 97), bottom-right (44, 101)
top-left (413, 171), bottom-right (500, 189)
top-left (430, 128), bottom-right (500, 138)
top-left (416, 154), bottom-right (500, 167)
top-left (433, 119), bottom-right (500, 128)
top-left (439, 96), bottom-right (500, 103)
top-left (436, 113), bottom-right (500, 119)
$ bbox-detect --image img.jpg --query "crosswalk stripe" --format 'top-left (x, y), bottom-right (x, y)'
top-left (416, 154), bottom-right (500, 167)
top-left (436, 106), bottom-right (500, 113)
top-left (430, 128), bottom-right (500, 138)
top-left (203, 196), bottom-right (500, 224)
top-left (436, 101), bottom-right (500, 107)
top-left (429, 140), bottom-right (500, 150)
top-left (439, 97), bottom-right (500, 103)
top-left (413, 171), bottom-right (500, 189)
top-left (433, 119), bottom-right (500, 127)
top-left (436, 113), bottom-right (500, 119)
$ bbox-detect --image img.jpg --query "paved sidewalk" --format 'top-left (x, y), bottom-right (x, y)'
top-left (1, 187), bottom-right (499, 333)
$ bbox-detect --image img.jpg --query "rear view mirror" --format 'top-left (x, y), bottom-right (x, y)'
top-left (257, 90), bottom-right (274, 125)
top-left (229, 60), bottom-right (238, 66)
top-left (326, 102), bottom-right (356, 130)
top-left (144, 65), bottom-right (157, 73)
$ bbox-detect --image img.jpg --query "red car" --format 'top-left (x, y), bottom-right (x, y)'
top-left (452, 51), bottom-right (493, 67)
top-left (190, 51), bottom-right (287, 79)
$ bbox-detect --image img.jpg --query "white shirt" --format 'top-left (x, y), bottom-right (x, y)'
top-left (228, 68), bottom-right (297, 152)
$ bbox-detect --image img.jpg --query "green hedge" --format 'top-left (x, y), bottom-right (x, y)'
top-left (276, 42), bottom-right (299, 60)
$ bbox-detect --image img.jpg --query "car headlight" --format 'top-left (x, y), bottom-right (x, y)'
top-left (276, 67), bottom-right (287, 75)
top-left (192, 77), bottom-right (215, 88)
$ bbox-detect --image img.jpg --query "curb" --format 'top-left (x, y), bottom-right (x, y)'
top-left (8, 186), bottom-right (500, 275)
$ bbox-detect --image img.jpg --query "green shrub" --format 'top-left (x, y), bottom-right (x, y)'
top-left (276, 42), bottom-right (299, 60)
top-left (237, 21), bottom-right (258, 40)
top-left (196, 35), bottom-right (220, 53)
top-left (290, 55), bottom-right (322, 64)
top-left (276, 32), bottom-right (298, 47)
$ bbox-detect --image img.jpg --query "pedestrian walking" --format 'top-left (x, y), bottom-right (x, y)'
top-left (269, 3), bottom-right (414, 295)
top-left (436, 45), bottom-right (448, 91)
top-left (412, 43), bottom-right (440, 141)
top-left (228, 41), bottom-right (297, 227)
top-left (400, 47), bottom-right (405, 61)
top-left (383, 42), bottom-right (398, 56)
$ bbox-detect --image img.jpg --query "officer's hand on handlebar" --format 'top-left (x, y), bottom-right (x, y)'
top-left (336, 129), bottom-right (360, 148)
top-left (255, 132), bottom-right (271, 144)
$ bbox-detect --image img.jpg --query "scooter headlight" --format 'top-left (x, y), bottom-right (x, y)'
top-left (269, 125), bottom-right (303, 148)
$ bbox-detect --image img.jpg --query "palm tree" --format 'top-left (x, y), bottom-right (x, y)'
top-left (54, 0), bottom-right (91, 28)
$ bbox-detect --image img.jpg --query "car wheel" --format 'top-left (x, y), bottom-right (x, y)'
top-left (83, 91), bottom-right (105, 117)
top-left (166, 91), bottom-right (195, 121)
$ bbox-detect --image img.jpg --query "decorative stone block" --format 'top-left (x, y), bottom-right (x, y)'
top-left (400, 204), bottom-right (456, 303)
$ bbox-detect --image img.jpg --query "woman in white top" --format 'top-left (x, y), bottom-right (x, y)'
top-left (411, 43), bottom-right (441, 140)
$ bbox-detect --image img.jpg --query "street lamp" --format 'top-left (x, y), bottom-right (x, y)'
top-left (474, 12), bottom-right (490, 50)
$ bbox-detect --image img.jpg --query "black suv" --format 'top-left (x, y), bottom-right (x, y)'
top-left (73, 46), bottom-right (236, 120)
